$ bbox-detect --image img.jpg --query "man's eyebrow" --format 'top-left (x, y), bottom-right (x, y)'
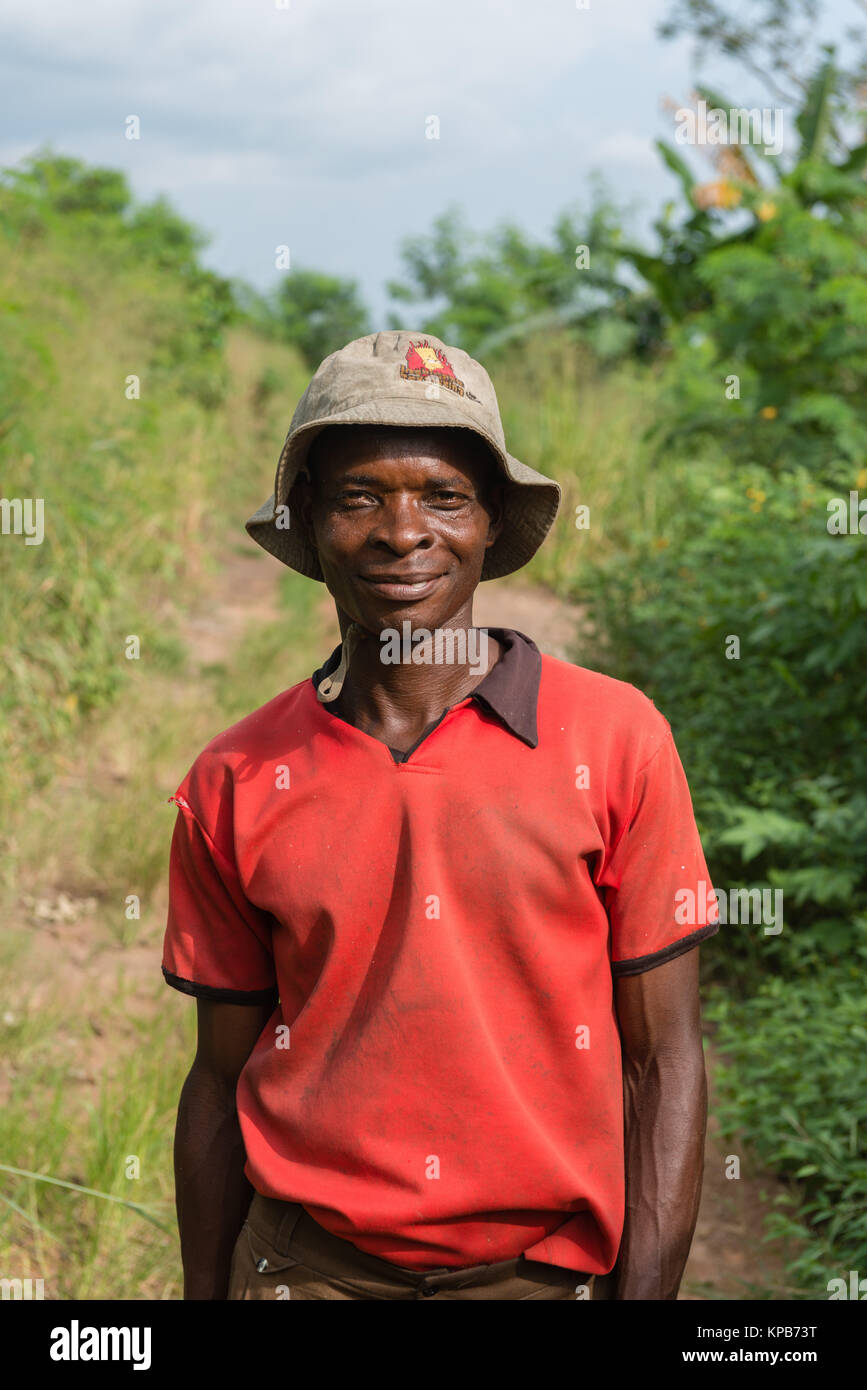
top-left (335, 472), bottom-right (473, 490)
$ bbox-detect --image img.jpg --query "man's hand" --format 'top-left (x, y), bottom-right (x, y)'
top-left (600, 948), bottom-right (708, 1300)
top-left (174, 998), bottom-right (274, 1300)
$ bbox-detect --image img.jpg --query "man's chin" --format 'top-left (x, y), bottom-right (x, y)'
top-left (347, 588), bottom-right (471, 635)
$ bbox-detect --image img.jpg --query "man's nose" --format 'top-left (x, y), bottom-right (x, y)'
top-left (367, 497), bottom-right (434, 552)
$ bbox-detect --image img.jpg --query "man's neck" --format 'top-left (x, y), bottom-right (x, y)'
top-left (331, 612), bottom-right (502, 747)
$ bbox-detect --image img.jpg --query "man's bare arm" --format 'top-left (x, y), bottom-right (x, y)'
top-left (174, 997), bottom-right (274, 1300)
top-left (601, 948), bottom-right (708, 1300)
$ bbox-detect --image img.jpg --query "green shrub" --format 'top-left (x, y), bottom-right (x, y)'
top-left (578, 458), bottom-right (867, 982)
top-left (707, 964), bottom-right (867, 1291)
top-left (0, 153), bottom-right (310, 898)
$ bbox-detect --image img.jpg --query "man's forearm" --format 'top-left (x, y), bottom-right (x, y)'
top-left (609, 1040), bottom-right (708, 1300)
top-left (174, 1061), bottom-right (254, 1300)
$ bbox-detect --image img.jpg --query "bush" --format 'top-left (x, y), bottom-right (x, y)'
top-left (579, 458), bottom-right (867, 983)
top-left (0, 152), bottom-right (234, 407)
top-left (707, 963), bottom-right (867, 1291)
top-left (0, 153), bottom-right (310, 894)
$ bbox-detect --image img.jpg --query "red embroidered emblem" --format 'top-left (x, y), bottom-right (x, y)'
top-left (399, 339), bottom-right (464, 395)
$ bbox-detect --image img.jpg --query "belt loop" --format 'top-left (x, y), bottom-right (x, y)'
top-left (273, 1200), bottom-right (305, 1252)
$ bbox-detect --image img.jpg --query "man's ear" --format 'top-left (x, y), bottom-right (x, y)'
top-left (290, 473), bottom-right (314, 539)
top-left (484, 482), bottom-right (506, 549)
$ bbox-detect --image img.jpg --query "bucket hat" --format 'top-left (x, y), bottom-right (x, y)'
top-left (245, 330), bottom-right (561, 583)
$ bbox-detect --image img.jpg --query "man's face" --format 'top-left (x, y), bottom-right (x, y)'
top-left (295, 426), bottom-right (504, 633)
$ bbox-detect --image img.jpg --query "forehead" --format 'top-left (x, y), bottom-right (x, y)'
top-left (308, 426), bottom-right (495, 484)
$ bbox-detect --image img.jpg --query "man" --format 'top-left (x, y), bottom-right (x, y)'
top-left (163, 330), bottom-right (719, 1301)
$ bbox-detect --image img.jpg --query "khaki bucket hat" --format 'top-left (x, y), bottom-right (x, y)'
top-left (245, 329), bottom-right (560, 582)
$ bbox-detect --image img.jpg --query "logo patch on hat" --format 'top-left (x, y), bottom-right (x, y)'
top-left (399, 340), bottom-right (465, 396)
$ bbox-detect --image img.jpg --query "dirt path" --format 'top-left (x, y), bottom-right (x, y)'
top-left (683, 1046), bottom-right (795, 1299)
top-left (181, 550), bottom-right (284, 664)
top-left (20, 557), bottom-right (791, 1298)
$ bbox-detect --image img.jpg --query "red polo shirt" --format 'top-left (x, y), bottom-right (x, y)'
top-left (162, 628), bottom-right (718, 1274)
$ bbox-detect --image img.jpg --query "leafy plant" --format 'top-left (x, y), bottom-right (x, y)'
top-left (707, 966), bottom-right (867, 1290)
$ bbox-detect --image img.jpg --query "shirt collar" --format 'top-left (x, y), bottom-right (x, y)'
top-left (310, 626), bottom-right (541, 749)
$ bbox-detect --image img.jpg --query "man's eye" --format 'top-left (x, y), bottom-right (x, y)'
top-left (338, 491), bottom-right (374, 505)
top-left (431, 491), bottom-right (465, 502)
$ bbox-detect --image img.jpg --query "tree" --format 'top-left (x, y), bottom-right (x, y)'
top-left (269, 269), bottom-right (370, 368)
top-left (2, 151), bottom-right (131, 218)
top-left (613, 58), bottom-right (867, 470)
top-left (658, 0), bottom-right (867, 110)
top-left (385, 190), bottom-right (663, 361)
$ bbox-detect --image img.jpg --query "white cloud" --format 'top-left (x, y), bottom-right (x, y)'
top-left (592, 131), bottom-right (656, 165)
top-left (0, 0), bottom-right (694, 313)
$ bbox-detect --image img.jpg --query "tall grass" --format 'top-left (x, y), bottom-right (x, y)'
top-left (3, 199), bottom-right (837, 1300)
top-left (1, 998), bottom-right (192, 1300)
top-left (0, 191), bottom-right (310, 904)
top-left (0, 199), bottom-right (330, 1297)
top-left (0, 558), bottom-right (325, 1298)
top-left (491, 333), bottom-right (681, 593)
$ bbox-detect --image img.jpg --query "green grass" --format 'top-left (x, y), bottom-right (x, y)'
top-left (0, 1003), bottom-right (192, 1300)
top-left (0, 563), bottom-right (323, 1299)
top-left (0, 207), bottom-right (328, 1296)
top-left (1, 217), bottom-right (853, 1301)
top-left (491, 333), bottom-right (681, 594)
top-left (0, 196), bottom-right (311, 901)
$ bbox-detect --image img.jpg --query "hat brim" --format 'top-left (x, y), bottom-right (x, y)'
top-left (245, 405), bottom-right (561, 582)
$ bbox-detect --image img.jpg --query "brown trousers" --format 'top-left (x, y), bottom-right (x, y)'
top-left (229, 1193), bottom-right (596, 1301)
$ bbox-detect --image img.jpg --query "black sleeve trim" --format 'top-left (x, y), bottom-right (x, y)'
top-left (611, 921), bottom-right (719, 978)
top-left (162, 967), bottom-right (279, 1006)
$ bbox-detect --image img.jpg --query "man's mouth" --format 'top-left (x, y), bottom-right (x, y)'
top-left (359, 573), bottom-right (444, 601)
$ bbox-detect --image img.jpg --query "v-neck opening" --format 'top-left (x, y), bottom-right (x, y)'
top-left (386, 707), bottom-right (451, 764)
top-left (311, 685), bottom-right (474, 765)
top-left (308, 625), bottom-right (548, 767)
top-left (310, 626), bottom-right (541, 752)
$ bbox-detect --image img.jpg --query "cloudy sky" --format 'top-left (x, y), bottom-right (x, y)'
top-left (0, 0), bottom-right (856, 322)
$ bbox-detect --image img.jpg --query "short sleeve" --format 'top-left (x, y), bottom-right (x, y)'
top-left (162, 794), bottom-right (279, 1005)
top-left (597, 729), bottom-right (720, 976)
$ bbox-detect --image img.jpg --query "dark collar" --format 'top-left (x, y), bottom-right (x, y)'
top-left (311, 626), bottom-right (540, 748)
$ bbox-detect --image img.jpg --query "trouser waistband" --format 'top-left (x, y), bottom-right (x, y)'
top-left (245, 1193), bottom-right (590, 1295)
